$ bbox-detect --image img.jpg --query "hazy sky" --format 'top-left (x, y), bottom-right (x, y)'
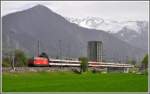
top-left (1, 1), bottom-right (149, 21)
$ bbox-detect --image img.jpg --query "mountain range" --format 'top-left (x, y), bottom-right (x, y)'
top-left (66, 17), bottom-right (148, 51)
top-left (2, 5), bottom-right (147, 62)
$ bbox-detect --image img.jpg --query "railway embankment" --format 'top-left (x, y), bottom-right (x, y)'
top-left (2, 67), bottom-right (81, 72)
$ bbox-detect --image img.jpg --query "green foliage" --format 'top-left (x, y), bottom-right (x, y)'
top-left (138, 54), bottom-right (148, 74)
top-left (79, 57), bottom-right (88, 73)
top-left (92, 68), bottom-right (107, 74)
top-left (141, 54), bottom-right (148, 69)
top-left (2, 49), bottom-right (28, 67)
top-left (128, 67), bottom-right (139, 74)
top-left (127, 58), bottom-right (136, 65)
top-left (2, 57), bottom-right (11, 67)
top-left (92, 69), bottom-right (101, 74)
top-left (14, 49), bottom-right (28, 67)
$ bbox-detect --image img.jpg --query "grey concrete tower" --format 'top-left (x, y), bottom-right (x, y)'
top-left (88, 41), bottom-right (103, 62)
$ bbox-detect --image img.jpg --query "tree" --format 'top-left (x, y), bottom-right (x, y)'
top-left (79, 57), bottom-right (88, 73)
top-left (2, 57), bottom-right (11, 67)
top-left (2, 49), bottom-right (28, 67)
top-left (141, 54), bottom-right (148, 69)
top-left (127, 58), bottom-right (136, 65)
top-left (14, 49), bottom-right (28, 67)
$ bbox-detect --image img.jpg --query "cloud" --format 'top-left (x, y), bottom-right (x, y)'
top-left (1, 1), bottom-right (149, 21)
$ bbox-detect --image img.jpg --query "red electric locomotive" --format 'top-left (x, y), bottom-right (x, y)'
top-left (28, 52), bottom-right (49, 66)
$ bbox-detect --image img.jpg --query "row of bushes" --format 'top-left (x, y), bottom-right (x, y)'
top-left (2, 49), bottom-right (28, 67)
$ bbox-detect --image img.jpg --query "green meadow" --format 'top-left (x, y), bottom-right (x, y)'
top-left (2, 72), bottom-right (148, 92)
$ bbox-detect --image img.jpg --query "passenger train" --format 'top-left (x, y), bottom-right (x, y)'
top-left (28, 56), bottom-right (134, 68)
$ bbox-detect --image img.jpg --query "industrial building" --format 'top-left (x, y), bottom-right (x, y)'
top-left (88, 41), bottom-right (103, 62)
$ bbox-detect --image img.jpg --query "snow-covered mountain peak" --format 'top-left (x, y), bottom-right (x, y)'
top-left (66, 17), bottom-right (148, 34)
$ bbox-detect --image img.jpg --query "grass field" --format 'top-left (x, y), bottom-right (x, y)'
top-left (2, 71), bottom-right (148, 92)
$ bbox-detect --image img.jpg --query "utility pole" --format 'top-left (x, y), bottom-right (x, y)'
top-left (58, 40), bottom-right (63, 69)
top-left (80, 42), bottom-right (83, 57)
top-left (101, 41), bottom-right (103, 62)
top-left (126, 56), bottom-right (128, 63)
top-left (59, 40), bottom-right (62, 59)
top-left (37, 40), bottom-right (40, 56)
top-left (67, 42), bottom-right (71, 60)
top-left (9, 30), bottom-right (15, 70)
top-left (12, 51), bottom-right (15, 70)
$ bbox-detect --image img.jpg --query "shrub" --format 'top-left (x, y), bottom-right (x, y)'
top-left (127, 58), bottom-right (136, 65)
top-left (92, 68), bottom-right (102, 74)
top-left (2, 57), bottom-right (11, 67)
top-left (79, 57), bottom-right (88, 73)
top-left (2, 49), bottom-right (28, 67)
top-left (128, 67), bottom-right (139, 74)
top-left (141, 54), bottom-right (148, 70)
top-left (14, 49), bottom-right (28, 67)
top-left (72, 68), bottom-right (81, 74)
